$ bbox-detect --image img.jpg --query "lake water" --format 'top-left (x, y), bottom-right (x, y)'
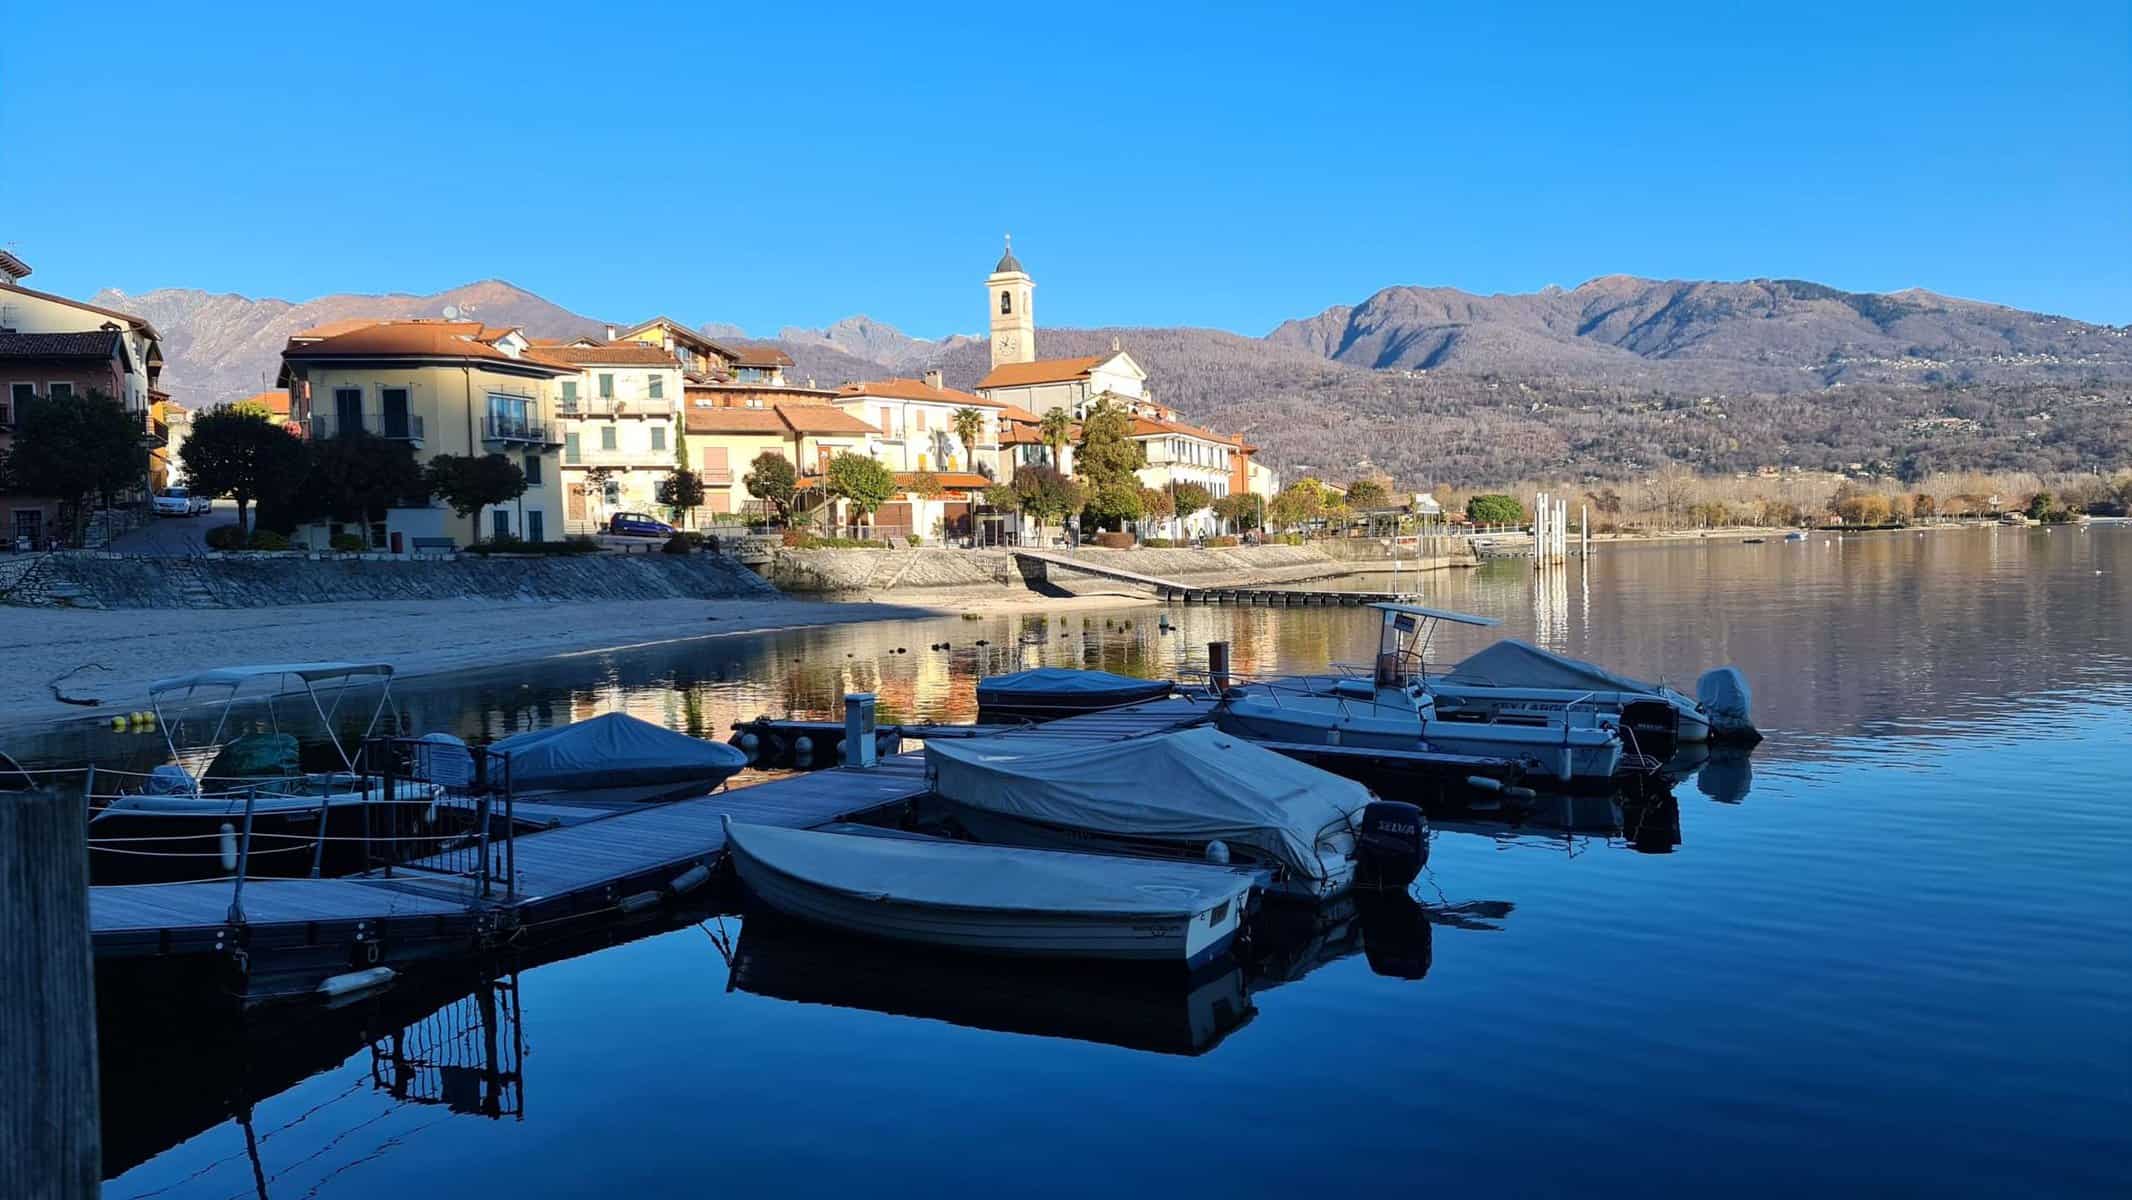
top-left (42, 526), bottom-right (2131, 1197)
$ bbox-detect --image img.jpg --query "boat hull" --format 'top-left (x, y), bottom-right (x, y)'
top-left (86, 781), bottom-right (453, 884)
top-left (729, 839), bottom-right (1247, 967)
top-left (943, 802), bottom-right (1353, 901)
top-left (1216, 698), bottom-right (1624, 788)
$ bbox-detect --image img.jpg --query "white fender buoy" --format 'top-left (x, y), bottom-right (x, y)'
top-left (318, 966), bottom-right (395, 998)
top-left (219, 822), bottom-right (238, 872)
top-left (1465, 775), bottom-right (1505, 793)
top-left (670, 863), bottom-right (711, 895)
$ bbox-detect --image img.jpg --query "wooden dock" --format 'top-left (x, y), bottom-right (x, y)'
top-left (1012, 549), bottom-right (1418, 606)
top-left (88, 697), bottom-right (1213, 1001)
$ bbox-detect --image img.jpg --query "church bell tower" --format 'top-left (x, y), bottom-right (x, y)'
top-left (987, 235), bottom-right (1035, 368)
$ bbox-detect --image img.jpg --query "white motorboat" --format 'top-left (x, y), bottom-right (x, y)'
top-left (925, 726), bottom-right (1410, 900)
top-left (87, 662), bottom-right (447, 882)
top-left (1429, 638), bottom-right (1716, 750)
top-left (723, 818), bottom-right (1262, 967)
top-left (1214, 605), bottom-right (1630, 788)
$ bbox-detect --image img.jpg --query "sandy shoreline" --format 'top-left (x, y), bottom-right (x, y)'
top-left (0, 586), bottom-right (1153, 734)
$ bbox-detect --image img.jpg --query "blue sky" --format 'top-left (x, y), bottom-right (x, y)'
top-left (3, 1), bottom-right (2126, 336)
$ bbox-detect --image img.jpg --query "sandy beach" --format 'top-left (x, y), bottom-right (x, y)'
top-left (0, 586), bottom-right (1151, 733)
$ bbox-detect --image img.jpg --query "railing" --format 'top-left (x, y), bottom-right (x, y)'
top-left (360, 735), bottom-right (515, 898)
top-left (309, 412), bottom-right (426, 442)
top-left (369, 971), bottom-right (525, 1118)
top-left (483, 416), bottom-right (555, 445)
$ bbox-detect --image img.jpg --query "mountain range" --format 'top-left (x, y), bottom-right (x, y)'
top-left (93, 276), bottom-right (2131, 486)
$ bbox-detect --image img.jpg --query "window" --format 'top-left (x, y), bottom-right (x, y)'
top-left (603, 478), bottom-right (621, 505)
top-left (381, 387), bottom-right (411, 439)
top-left (648, 375), bottom-right (664, 400)
top-left (524, 454), bottom-right (542, 486)
top-left (526, 511), bottom-right (544, 543)
top-left (598, 373), bottom-right (615, 399)
top-left (335, 387), bottom-right (363, 435)
top-left (492, 509), bottom-right (511, 540)
top-left (650, 426), bottom-right (666, 451)
top-left (564, 432), bottom-right (581, 464)
top-left (914, 409), bottom-right (927, 432)
top-left (600, 426), bottom-right (617, 451)
top-left (47, 382), bottom-right (75, 402)
top-left (561, 380), bottom-right (579, 409)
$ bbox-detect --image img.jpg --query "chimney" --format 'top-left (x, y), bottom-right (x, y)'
top-left (923, 369), bottom-right (944, 392)
top-left (604, 324), bottom-right (617, 342)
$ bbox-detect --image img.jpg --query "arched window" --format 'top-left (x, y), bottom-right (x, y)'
top-left (1000, 290), bottom-right (1013, 315)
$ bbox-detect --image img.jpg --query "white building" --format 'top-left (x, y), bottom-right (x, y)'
top-left (538, 340), bottom-right (686, 533)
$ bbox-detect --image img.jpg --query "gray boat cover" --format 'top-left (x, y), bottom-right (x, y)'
top-left (1443, 639), bottom-right (1663, 695)
top-left (926, 727), bottom-right (1370, 883)
top-left (976, 668), bottom-right (1170, 699)
top-left (726, 820), bottom-right (1257, 916)
top-left (493, 712), bottom-right (746, 791)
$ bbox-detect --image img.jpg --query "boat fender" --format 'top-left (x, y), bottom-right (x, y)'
top-left (317, 966), bottom-right (394, 999)
top-left (737, 731), bottom-right (760, 762)
top-left (1464, 775), bottom-right (1504, 793)
top-left (618, 889), bottom-right (661, 914)
top-left (1356, 800), bottom-right (1428, 887)
top-left (1204, 840), bottom-right (1231, 865)
top-left (1695, 667), bottom-right (1761, 743)
top-left (219, 823), bottom-right (238, 873)
top-left (793, 735), bottom-right (813, 755)
top-left (670, 862), bottom-right (711, 896)
top-left (1504, 786), bottom-right (1537, 801)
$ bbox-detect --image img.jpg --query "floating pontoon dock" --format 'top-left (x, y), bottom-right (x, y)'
top-left (1012, 549), bottom-right (1419, 605)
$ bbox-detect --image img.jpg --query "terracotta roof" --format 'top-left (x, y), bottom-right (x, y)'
top-left (993, 402), bottom-right (1042, 423)
top-left (685, 408), bottom-right (790, 435)
top-left (779, 404), bottom-right (880, 435)
top-left (0, 330), bottom-right (123, 359)
top-left (1130, 414), bottom-right (1233, 443)
top-left (685, 381), bottom-right (840, 401)
top-left (726, 344), bottom-right (794, 368)
top-left (836, 377), bottom-right (1002, 408)
top-left (281, 322), bottom-right (576, 374)
top-left (998, 420), bottom-right (1080, 446)
top-left (288, 316), bottom-right (399, 341)
top-left (534, 342), bottom-right (678, 366)
top-left (975, 355), bottom-right (1106, 390)
top-left (237, 388), bottom-right (292, 417)
top-left (683, 402), bottom-right (879, 438)
top-left (621, 317), bottom-right (721, 352)
top-left (0, 280), bottom-right (160, 341)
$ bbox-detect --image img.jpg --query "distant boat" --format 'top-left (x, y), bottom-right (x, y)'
top-left (723, 818), bottom-right (1261, 967)
top-left (975, 667), bottom-right (1173, 723)
top-left (1785, 531), bottom-right (1809, 542)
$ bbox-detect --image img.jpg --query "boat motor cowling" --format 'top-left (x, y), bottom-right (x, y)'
top-left (1355, 800), bottom-right (1428, 888)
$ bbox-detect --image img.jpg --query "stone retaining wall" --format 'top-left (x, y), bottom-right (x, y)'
top-left (4, 552), bottom-right (778, 609)
top-left (768, 540), bottom-right (1474, 596)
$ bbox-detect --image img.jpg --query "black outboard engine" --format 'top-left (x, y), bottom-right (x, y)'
top-left (1354, 800), bottom-right (1428, 888)
top-left (1618, 699), bottom-right (1681, 763)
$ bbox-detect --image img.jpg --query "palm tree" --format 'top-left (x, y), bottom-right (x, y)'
top-left (951, 407), bottom-right (985, 472)
top-left (1038, 408), bottom-right (1072, 470)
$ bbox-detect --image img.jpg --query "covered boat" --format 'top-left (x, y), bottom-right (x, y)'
top-left (926, 726), bottom-right (1378, 898)
top-left (723, 819), bottom-right (1260, 966)
top-left (975, 667), bottom-right (1174, 723)
top-left (493, 712), bottom-right (747, 802)
top-left (1436, 638), bottom-right (1710, 750)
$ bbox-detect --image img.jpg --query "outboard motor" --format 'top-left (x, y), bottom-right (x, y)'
top-left (1696, 667), bottom-right (1761, 743)
top-left (1354, 800), bottom-right (1428, 888)
top-left (1618, 699), bottom-right (1681, 763)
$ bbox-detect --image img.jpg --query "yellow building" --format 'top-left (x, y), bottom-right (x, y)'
top-left (280, 321), bottom-right (575, 548)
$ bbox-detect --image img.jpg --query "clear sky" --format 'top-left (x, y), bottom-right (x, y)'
top-left (4, 1), bottom-right (2126, 336)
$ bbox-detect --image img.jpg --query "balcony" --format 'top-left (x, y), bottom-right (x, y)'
top-left (558, 395), bottom-right (674, 418)
top-left (483, 415), bottom-right (559, 446)
top-left (308, 412), bottom-right (426, 445)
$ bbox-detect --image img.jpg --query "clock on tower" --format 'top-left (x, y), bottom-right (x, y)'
top-left (986, 235), bottom-right (1036, 368)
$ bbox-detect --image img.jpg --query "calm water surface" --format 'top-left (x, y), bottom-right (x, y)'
top-left (34, 527), bottom-right (2130, 1197)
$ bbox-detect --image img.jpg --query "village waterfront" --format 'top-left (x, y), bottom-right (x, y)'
top-left (13, 526), bottom-right (2130, 1198)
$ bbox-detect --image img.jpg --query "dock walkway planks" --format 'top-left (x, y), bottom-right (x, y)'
top-left (1011, 549), bottom-right (1418, 606)
top-left (89, 696), bottom-right (1210, 984)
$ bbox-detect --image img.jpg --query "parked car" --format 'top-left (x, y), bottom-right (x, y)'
top-left (607, 511), bottom-right (674, 538)
top-left (154, 487), bottom-right (213, 517)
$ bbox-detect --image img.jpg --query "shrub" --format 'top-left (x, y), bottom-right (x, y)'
top-left (662, 532), bottom-right (694, 555)
top-left (1142, 537), bottom-right (1179, 548)
top-left (1269, 532), bottom-right (1305, 546)
top-left (329, 533), bottom-right (367, 553)
top-left (204, 523), bottom-right (245, 550)
top-left (907, 533), bottom-right (922, 546)
top-left (1205, 535), bottom-right (1239, 547)
top-left (247, 530), bottom-right (291, 551)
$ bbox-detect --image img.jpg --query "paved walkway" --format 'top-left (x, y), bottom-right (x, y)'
top-left (105, 500), bottom-right (235, 556)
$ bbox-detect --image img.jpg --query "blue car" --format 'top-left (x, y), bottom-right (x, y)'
top-left (607, 511), bottom-right (674, 538)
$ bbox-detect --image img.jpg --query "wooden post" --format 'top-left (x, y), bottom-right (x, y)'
top-left (1, 789), bottom-right (101, 1199)
top-left (1208, 641), bottom-right (1232, 693)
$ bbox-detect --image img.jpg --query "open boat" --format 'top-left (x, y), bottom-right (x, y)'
top-left (925, 726), bottom-right (1405, 899)
top-left (1214, 605), bottom-right (1631, 788)
top-left (87, 663), bottom-right (446, 883)
top-left (723, 818), bottom-right (1262, 967)
top-left (1429, 637), bottom-right (1718, 751)
top-left (975, 667), bottom-right (1174, 724)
